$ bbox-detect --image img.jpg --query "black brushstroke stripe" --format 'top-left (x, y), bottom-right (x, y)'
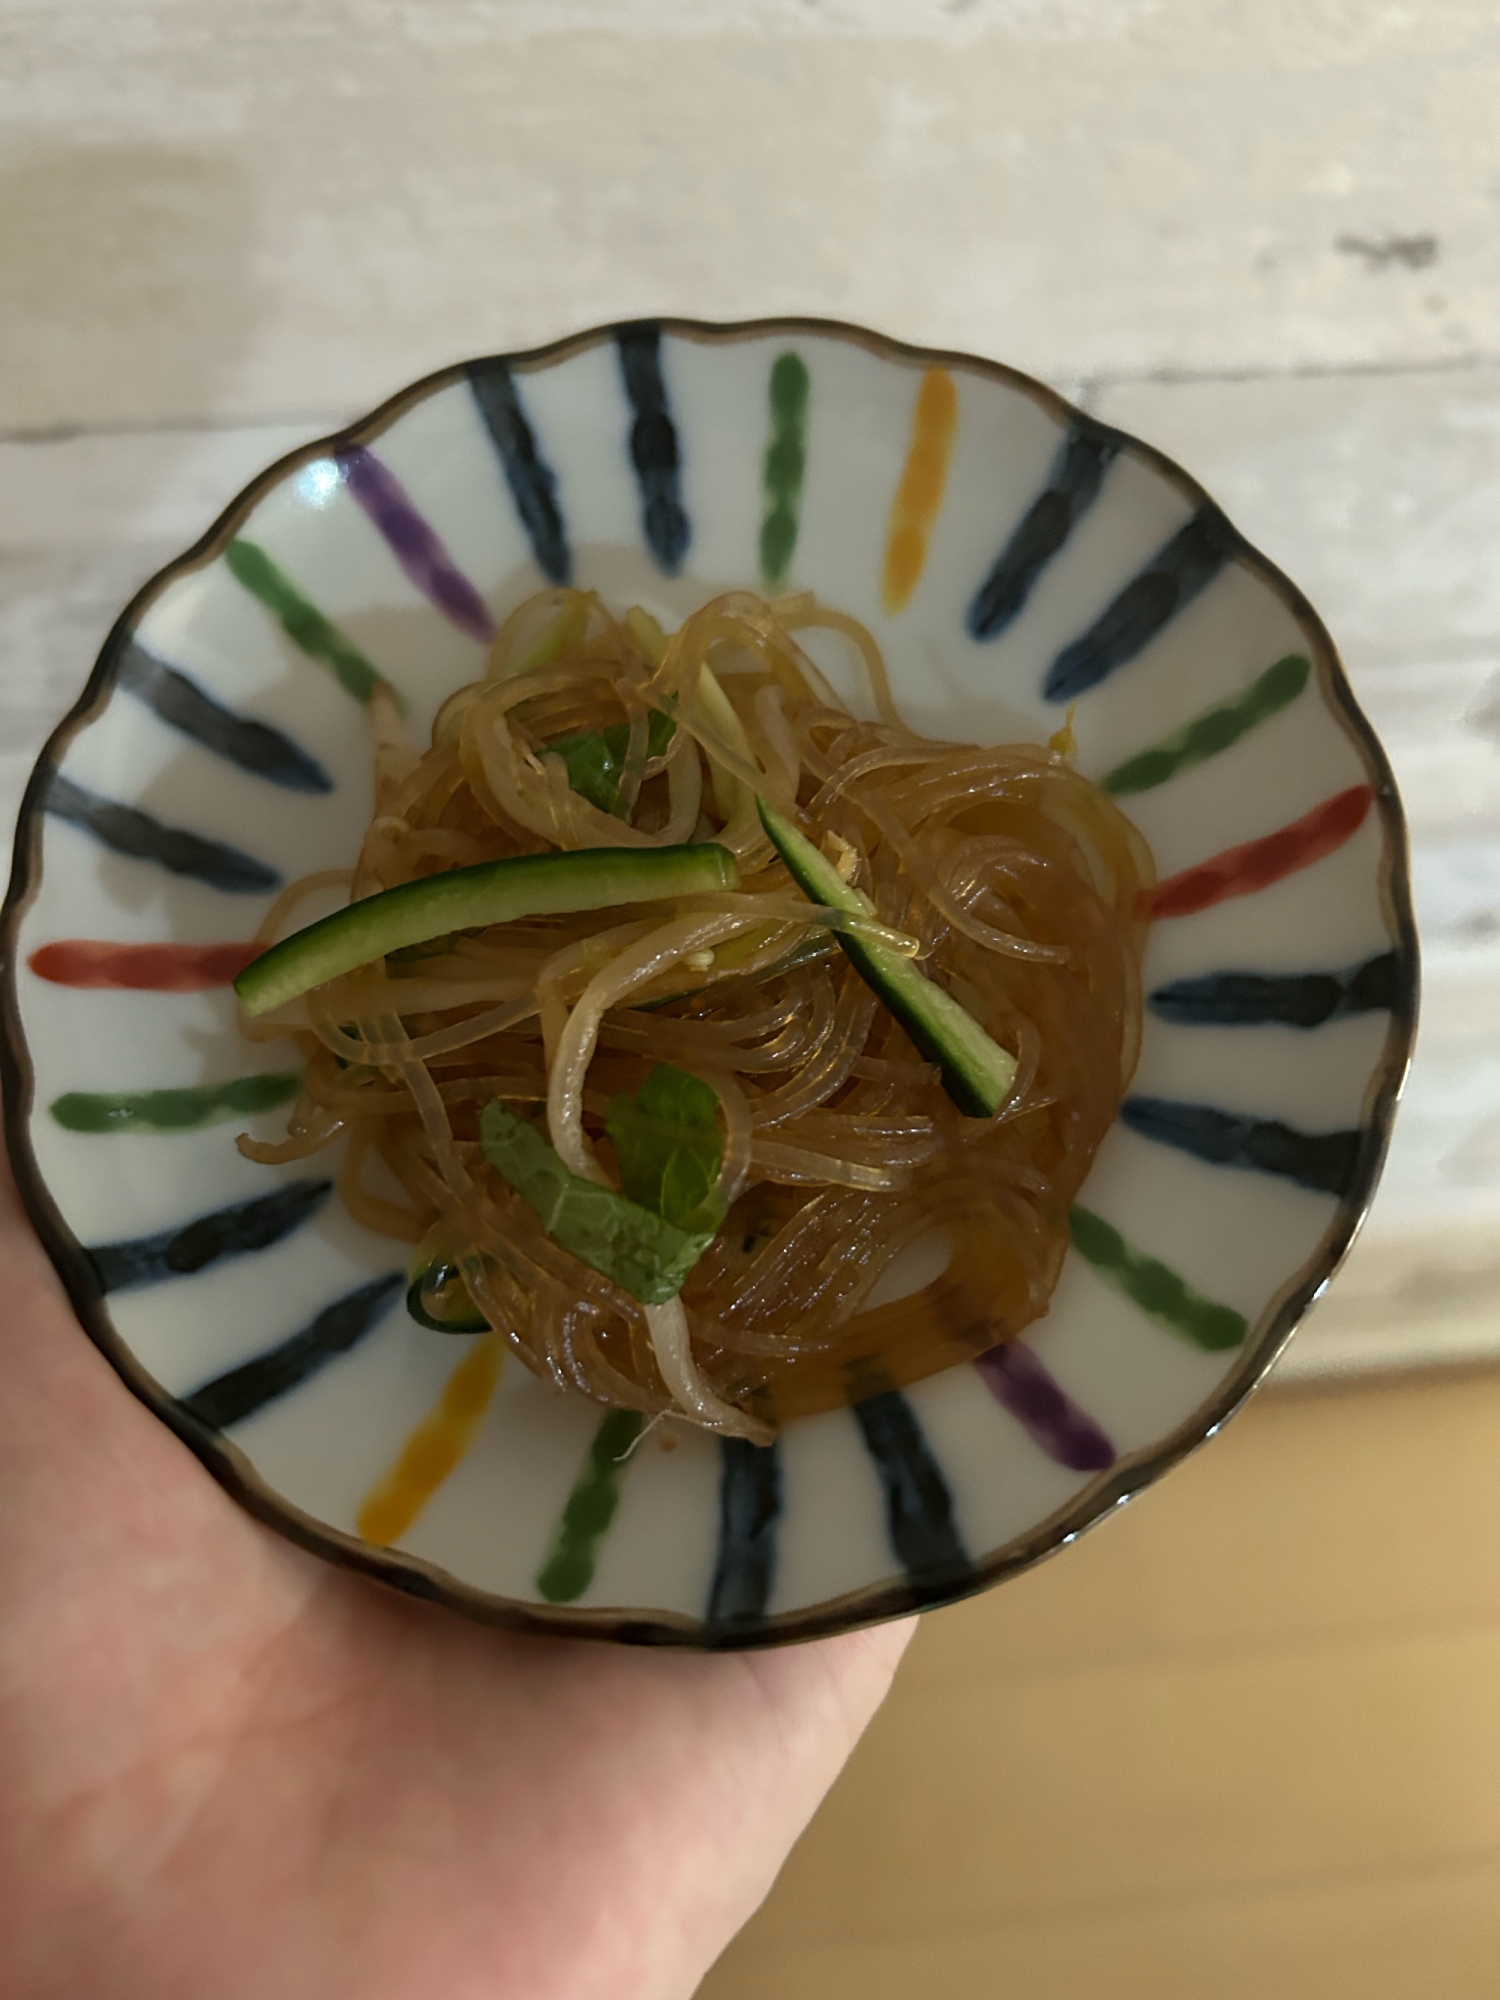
top-left (1045, 505), bottom-right (1236, 703)
top-left (44, 773), bottom-right (282, 893)
top-left (178, 1271), bottom-right (403, 1430)
top-left (466, 361), bottom-right (572, 584)
top-left (851, 1389), bottom-right (974, 1593)
top-left (966, 421), bottom-right (1120, 641)
top-left (1120, 1096), bottom-right (1362, 1198)
top-left (87, 1180), bottom-right (333, 1294)
top-left (1150, 951), bottom-right (1402, 1029)
top-left (615, 322), bottom-right (690, 574)
top-left (706, 1438), bottom-right (782, 1634)
top-left (115, 640), bottom-right (333, 793)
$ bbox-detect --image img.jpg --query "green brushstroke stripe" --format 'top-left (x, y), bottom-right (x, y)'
top-left (1099, 653), bottom-right (1310, 797)
top-left (51, 1070), bottom-right (302, 1135)
top-left (225, 538), bottom-right (389, 705)
top-left (760, 351), bottom-right (810, 591)
top-left (536, 1408), bottom-right (645, 1602)
top-left (1068, 1206), bottom-right (1248, 1352)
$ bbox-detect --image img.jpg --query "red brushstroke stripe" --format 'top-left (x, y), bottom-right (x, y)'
top-left (1150, 784), bottom-right (1375, 920)
top-left (27, 940), bottom-right (262, 991)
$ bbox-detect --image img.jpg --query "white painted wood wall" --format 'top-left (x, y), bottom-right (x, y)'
top-left (4, 0), bottom-right (1497, 1378)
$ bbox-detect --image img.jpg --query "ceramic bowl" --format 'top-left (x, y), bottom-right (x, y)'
top-left (0, 319), bottom-right (1416, 1647)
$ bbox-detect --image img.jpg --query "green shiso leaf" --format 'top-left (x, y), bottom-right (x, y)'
top-left (605, 1063), bottom-right (725, 1235)
top-left (479, 1099), bottom-right (718, 1305)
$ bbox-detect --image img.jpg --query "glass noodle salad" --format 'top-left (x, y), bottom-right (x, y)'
top-left (234, 590), bottom-right (1152, 1442)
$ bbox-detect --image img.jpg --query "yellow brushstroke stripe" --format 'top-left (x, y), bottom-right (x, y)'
top-left (881, 369), bottom-right (959, 614)
top-left (357, 1333), bottom-right (504, 1546)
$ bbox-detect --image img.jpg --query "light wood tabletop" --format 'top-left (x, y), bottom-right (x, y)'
top-left (701, 1365), bottom-right (1500, 1999)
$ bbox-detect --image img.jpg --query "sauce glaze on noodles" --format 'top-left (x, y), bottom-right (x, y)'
top-left (238, 590), bottom-right (1152, 1433)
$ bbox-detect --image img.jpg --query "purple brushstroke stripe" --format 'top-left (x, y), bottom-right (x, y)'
top-left (972, 1342), bottom-right (1116, 1472)
top-left (336, 446), bottom-right (496, 644)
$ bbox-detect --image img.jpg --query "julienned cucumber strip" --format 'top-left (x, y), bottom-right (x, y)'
top-left (756, 799), bottom-right (1018, 1118)
top-left (235, 842), bottom-right (738, 1017)
top-left (545, 709), bottom-right (676, 815)
top-left (480, 1102), bottom-right (716, 1305)
top-left (405, 1239), bottom-right (489, 1332)
top-left (630, 927), bottom-right (836, 1012)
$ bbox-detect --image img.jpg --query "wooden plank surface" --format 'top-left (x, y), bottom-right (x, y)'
top-left (5, 3), bottom-right (1500, 430)
top-left (700, 1367), bottom-right (1500, 1998)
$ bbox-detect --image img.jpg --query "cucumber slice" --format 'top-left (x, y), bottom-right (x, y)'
top-left (757, 799), bottom-right (1017, 1117)
top-left (630, 925), bottom-right (838, 1012)
top-left (405, 1245), bottom-right (489, 1333)
top-left (544, 708), bottom-right (676, 816)
top-left (235, 842), bottom-right (738, 1017)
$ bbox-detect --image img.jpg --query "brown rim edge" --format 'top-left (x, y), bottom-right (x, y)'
top-left (0, 314), bottom-right (1420, 1650)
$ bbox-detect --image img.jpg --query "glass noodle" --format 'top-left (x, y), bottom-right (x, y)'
top-left (238, 588), bottom-right (1152, 1435)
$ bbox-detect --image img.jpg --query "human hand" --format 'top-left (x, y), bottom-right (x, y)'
top-left (0, 1158), bottom-right (912, 2000)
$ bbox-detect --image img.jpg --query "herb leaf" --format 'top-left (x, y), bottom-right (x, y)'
top-left (606, 1064), bottom-right (725, 1233)
top-left (480, 1100), bottom-right (715, 1305)
top-left (545, 709), bottom-right (676, 816)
